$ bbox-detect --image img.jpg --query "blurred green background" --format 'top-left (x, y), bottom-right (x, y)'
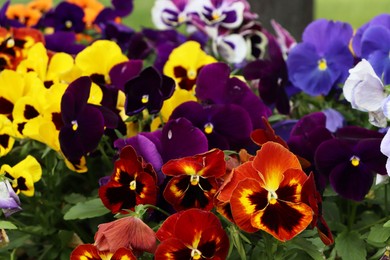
top-left (8, 0), bottom-right (390, 31)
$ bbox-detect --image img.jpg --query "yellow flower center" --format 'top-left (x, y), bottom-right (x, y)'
top-left (6, 38), bottom-right (15, 48)
top-left (141, 94), bottom-right (149, 104)
top-left (350, 155), bottom-right (360, 167)
top-left (65, 20), bottom-right (73, 29)
top-left (129, 180), bottom-right (136, 190)
top-left (187, 69), bottom-right (197, 80)
top-left (178, 14), bottom-right (186, 23)
top-left (318, 58), bottom-right (327, 71)
top-left (212, 10), bottom-right (221, 20)
top-left (267, 190), bottom-right (278, 205)
top-left (71, 120), bottom-right (78, 131)
top-left (190, 175), bottom-right (200, 186)
top-left (191, 248), bottom-right (202, 260)
top-left (204, 123), bottom-right (214, 134)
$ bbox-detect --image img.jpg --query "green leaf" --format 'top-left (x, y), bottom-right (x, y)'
top-left (367, 225), bottom-right (390, 243)
top-left (288, 237), bottom-right (325, 260)
top-left (63, 198), bottom-right (110, 220)
top-left (383, 220), bottom-right (390, 228)
top-left (0, 221), bottom-right (17, 230)
top-left (335, 230), bottom-right (366, 260)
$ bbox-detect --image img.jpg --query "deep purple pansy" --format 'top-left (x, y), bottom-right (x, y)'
top-left (315, 127), bottom-right (387, 201)
top-left (286, 19), bottom-right (354, 96)
top-left (44, 31), bottom-right (85, 55)
top-left (196, 62), bottom-right (271, 129)
top-left (243, 33), bottom-right (299, 115)
top-left (59, 76), bottom-right (118, 162)
top-left (109, 60), bottom-right (143, 92)
top-left (169, 101), bottom-right (253, 150)
top-left (51, 2), bottom-right (86, 33)
top-left (124, 66), bottom-right (175, 116)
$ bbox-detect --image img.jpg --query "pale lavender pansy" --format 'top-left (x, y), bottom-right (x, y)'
top-left (0, 179), bottom-right (22, 217)
top-left (343, 59), bottom-right (388, 127)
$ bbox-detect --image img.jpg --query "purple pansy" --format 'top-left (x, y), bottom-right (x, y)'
top-left (169, 101), bottom-right (253, 150)
top-left (114, 117), bottom-right (208, 183)
top-left (0, 0), bottom-right (23, 28)
top-left (59, 76), bottom-right (118, 163)
top-left (360, 23), bottom-right (390, 85)
top-left (94, 0), bottom-right (134, 24)
top-left (44, 31), bottom-right (85, 55)
top-left (0, 179), bottom-right (22, 217)
top-left (99, 21), bottom-right (135, 51)
top-left (243, 34), bottom-right (298, 115)
top-left (286, 19), bottom-right (354, 96)
top-left (351, 14), bottom-right (390, 58)
top-left (152, 0), bottom-right (196, 29)
top-left (197, 0), bottom-right (246, 29)
top-left (49, 2), bottom-right (86, 33)
top-left (109, 60), bottom-right (143, 92)
top-left (124, 66), bottom-right (175, 116)
top-left (196, 62), bottom-right (271, 129)
top-left (315, 127), bottom-right (387, 201)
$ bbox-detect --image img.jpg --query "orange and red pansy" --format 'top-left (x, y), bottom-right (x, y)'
top-left (155, 208), bottom-right (229, 260)
top-left (70, 244), bottom-right (136, 260)
top-left (227, 141), bottom-right (314, 241)
top-left (161, 149), bottom-right (226, 211)
top-left (99, 145), bottom-right (158, 214)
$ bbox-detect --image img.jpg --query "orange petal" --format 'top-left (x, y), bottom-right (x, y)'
top-left (277, 168), bottom-right (308, 203)
top-left (251, 200), bottom-right (313, 241)
top-left (252, 142), bottom-right (301, 191)
top-left (216, 161), bottom-right (262, 203)
top-left (70, 244), bottom-right (101, 260)
top-left (250, 117), bottom-right (288, 148)
top-left (230, 178), bottom-right (268, 233)
top-left (111, 248), bottom-right (137, 260)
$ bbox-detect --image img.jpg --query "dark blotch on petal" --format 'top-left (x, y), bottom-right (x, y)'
top-left (24, 105), bottom-right (39, 119)
top-left (262, 200), bottom-right (304, 233)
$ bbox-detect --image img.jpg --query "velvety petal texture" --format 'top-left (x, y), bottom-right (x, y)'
top-left (155, 209), bottom-right (229, 260)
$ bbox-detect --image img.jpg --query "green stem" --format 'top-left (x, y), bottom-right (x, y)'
top-left (143, 204), bottom-right (170, 217)
top-left (385, 183), bottom-right (388, 216)
top-left (348, 201), bottom-right (358, 231)
top-left (357, 217), bottom-right (389, 233)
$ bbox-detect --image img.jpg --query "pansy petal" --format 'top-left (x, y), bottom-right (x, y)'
top-left (251, 200), bottom-right (313, 241)
top-left (70, 244), bottom-right (101, 260)
top-left (111, 248), bottom-right (137, 260)
top-left (161, 117), bottom-right (208, 162)
top-left (155, 238), bottom-right (192, 260)
top-left (217, 161), bottom-right (261, 203)
top-left (329, 162), bottom-right (373, 201)
top-left (173, 208), bottom-right (222, 245)
top-left (230, 178), bottom-right (267, 233)
top-left (252, 142), bottom-right (301, 191)
top-left (156, 211), bottom-right (183, 242)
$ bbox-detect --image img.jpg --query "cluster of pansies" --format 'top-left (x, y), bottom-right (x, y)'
top-left (0, 0), bottom-right (389, 259)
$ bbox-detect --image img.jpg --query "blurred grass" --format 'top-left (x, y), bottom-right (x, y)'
top-left (8, 0), bottom-right (390, 30)
top-left (314, 0), bottom-right (390, 29)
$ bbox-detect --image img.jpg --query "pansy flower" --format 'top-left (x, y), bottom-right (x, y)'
top-left (227, 142), bottom-right (313, 241)
top-left (343, 59), bottom-right (388, 127)
top-left (124, 66), bottom-right (175, 116)
top-left (0, 27), bottom-right (45, 71)
top-left (70, 244), bottom-right (136, 260)
top-left (99, 145), bottom-right (158, 213)
top-left (5, 3), bottom-right (41, 27)
top-left (352, 14), bottom-right (390, 84)
top-left (0, 115), bottom-right (15, 157)
top-left (16, 42), bottom-right (74, 88)
top-left (152, 0), bottom-right (196, 29)
top-left (155, 208), bottom-right (229, 260)
top-left (195, 0), bottom-right (245, 29)
top-left (114, 117), bottom-right (208, 183)
top-left (163, 41), bottom-right (216, 92)
top-left (243, 33), bottom-right (297, 115)
top-left (161, 148), bottom-right (226, 211)
top-left (0, 155), bottom-right (42, 197)
top-left (381, 129), bottom-right (390, 176)
top-left (67, 0), bottom-right (104, 28)
top-left (170, 101), bottom-right (253, 150)
top-left (44, 31), bottom-right (85, 55)
top-left (286, 19), bottom-right (354, 96)
top-left (196, 62), bottom-right (271, 129)
top-left (0, 179), bottom-right (22, 217)
top-left (94, 215), bottom-right (156, 255)
top-left (314, 126), bottom-right (387, 201)
top-left (45, 2), bottom-right (86, 33)
top-left (59, 76), bottom-right (118, 168)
